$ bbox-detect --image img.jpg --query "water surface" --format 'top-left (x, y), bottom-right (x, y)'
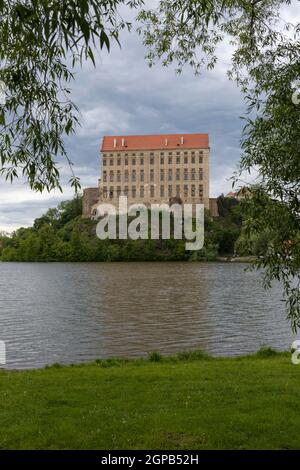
top-left (0, 262), bottom-right (293, 369)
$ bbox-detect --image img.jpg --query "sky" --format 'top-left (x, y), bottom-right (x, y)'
top-left (0, 1), bottom-right (299, 232)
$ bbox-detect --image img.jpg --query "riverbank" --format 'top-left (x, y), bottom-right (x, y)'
top-left (216, 255), bottom-right (257, 263)
top-left (0, 349), bottom-right (299, 450)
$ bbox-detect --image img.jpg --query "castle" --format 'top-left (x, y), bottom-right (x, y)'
top-left (83, 133), bottom-right (218, 217)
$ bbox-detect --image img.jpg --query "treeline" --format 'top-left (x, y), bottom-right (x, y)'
top-left (0, 195), bottom-right (264, 262)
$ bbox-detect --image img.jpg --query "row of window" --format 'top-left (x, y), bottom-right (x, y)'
top-left (102, 185), bottom-right (204, 199)
top-left (103, 168), bottom-right (204, 183)
top-left (103, 153), bottom-right (204, 167)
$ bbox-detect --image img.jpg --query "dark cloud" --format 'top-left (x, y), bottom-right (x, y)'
top-left (0, 12), bottom-right (247, 231)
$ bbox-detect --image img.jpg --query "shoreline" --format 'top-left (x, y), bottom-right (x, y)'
top-left (0, 347), bottom-right (286, 373)
top-left (0, 256), bottom-right (257, 264)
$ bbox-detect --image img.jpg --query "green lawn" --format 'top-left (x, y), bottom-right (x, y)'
top-left (0, 349), bottom-right (299, 450)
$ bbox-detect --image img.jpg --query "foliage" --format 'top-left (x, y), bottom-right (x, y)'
top-left (137, 0), bottom-right (300, 328)
top-left (1, 0), bottom-right (299, 325)
top-left (0, 195), bottom-right (245, 262)
top-left (137, 0), bottom-right (289, 79)
top-left (0, 0), bottom-right (143, 191)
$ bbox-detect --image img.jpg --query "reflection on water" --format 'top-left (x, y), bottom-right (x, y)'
top-left (0, 262), bottom-right (293, 369)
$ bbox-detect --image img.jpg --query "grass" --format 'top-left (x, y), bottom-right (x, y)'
top-left (0, 348), bottom-right (299, 450)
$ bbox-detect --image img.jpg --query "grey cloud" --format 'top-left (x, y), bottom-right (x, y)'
top-left (1, 11), bottom-right (249, 230)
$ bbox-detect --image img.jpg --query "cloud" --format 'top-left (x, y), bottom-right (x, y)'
top-left (4, 0), bottom-right (296, 229)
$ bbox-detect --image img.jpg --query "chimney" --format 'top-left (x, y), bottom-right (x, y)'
top-left (113, 138), bottom-right (117, 148)
top-left (181, 136), bottom-right (184, 145)
top-left (165, 138), bottom-right (168, 146)
top-left (122, 138), bottom-right (125, 147)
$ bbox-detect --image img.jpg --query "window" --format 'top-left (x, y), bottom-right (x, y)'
top-left (132, 158), bottom-right (136, 166)
top-left (124, 186), bottom-right (129, 196)
top-left (103, 171), bottom-right (107, 182)
top-left (103, 187), bottom-right (107, 198)
top-left (109, 170), bottom-right (114, 182)
top-left (160, 156), bottom-right (164, 165)
top-left (132, 170), bottom-right (136, 182)
top-left (132, 186), bottom-right (136, 198)
top-left (176, 156), bottom-right (180, 164)
top-left (140, 170), bottom-right (144, 182)
top-left (184, 156), bottom-right (188, 164)
top-left (199, 185), bottom-right (203, 197)
top-left (110, 159), bottom-right (113, 166)
top-left (109, 187), bottom-right (114, 199)
top-left (184, 169), bottom-right (188, 181)
top-left (199, 168), bottom-right (203, 180)
top-left (150, 186), bottom-right (155, 197)
top-left (168, 185), bottom-right (172, 197)
top-left (140, 157), bottom-right (144, 165)
top-left (140, 186), bottom-right (144, 197)
top-left (160, 185), bottom-right (164, 197)
top-left (117, 170), bottom-right (121, 182)
top-left (176, 185), bottom-right (180, 197)
top-left (117, 186), bottom-right (121, 197)
top-left (103, 158), bottom-right (107, 166)
top-left (184, 185), bottom-right (188, 197)
top-left (125, 170), bottom-right (129, 182)
top-left (125, 158), bottom-right (128, 166)
top-left (117, 158), bottom-right (121, 166)
top-left (191, 155), bottom-right (195, 164)
top-left (150, 169), bottom-right (154, 182)
top-left (168, 156), bottom-right (172, 164)
top-left (150, 156), bottom-right (154, 165)
top-left (176, 168), bottom-right (180, 181)
top-left (160, 169), bottom-right (164, 181)
top-left (168, 169), bottom-right (172, 181)
top-left (191, 185), bottom-right (195, 197)
top-left (191, 169), bottom-right (195, 180)
top-left (199, 151), bottom-right (203, 164)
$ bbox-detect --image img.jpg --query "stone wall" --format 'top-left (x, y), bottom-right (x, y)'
top-left (82, 187), bottom-right (99, 218)
top-left (209, 198), bottom-right (219, 217)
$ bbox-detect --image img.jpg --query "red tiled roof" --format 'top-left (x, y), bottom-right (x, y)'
top-left (101, 134), bottom-right (209, 152)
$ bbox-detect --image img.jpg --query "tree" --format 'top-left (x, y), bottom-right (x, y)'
top-left (0, 0), bottom-right (143, 191)
top-left (137, 1), bottom-right (300, 328)
top-left (1, 0), bottom-right (299, 326)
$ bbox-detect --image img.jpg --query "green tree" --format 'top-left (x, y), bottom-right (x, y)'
top-left (137, 1), bottom-right (300, 328)
top-left (0, 0), bottom-right (143, 191)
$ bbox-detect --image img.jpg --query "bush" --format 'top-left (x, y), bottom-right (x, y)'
top-left (148, 351), bottom-right (162, 362)
top-left (256, 346), bottom-right (278, 357)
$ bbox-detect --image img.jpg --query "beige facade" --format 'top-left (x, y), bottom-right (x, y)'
top-left (83, 134), bottom-right (214, 217)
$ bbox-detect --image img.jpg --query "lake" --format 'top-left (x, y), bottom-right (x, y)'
top-left (0, 262), bottom-right (294, 369)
